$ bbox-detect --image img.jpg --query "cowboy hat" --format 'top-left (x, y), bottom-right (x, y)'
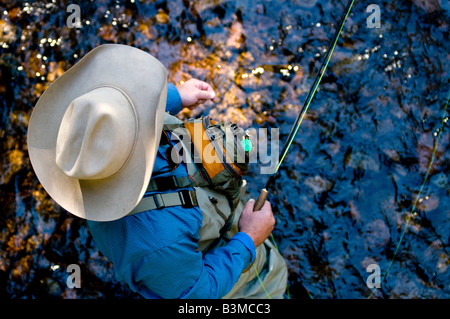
top-left (27, 44), bottom-right (167, 221)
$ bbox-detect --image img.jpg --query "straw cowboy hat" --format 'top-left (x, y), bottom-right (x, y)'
top-left (27, 44), bottom-right (168, 221)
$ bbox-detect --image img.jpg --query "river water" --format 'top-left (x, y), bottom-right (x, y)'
top-left (0, 0), bottom-right (448, 299)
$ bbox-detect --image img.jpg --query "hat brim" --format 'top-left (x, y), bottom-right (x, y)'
top-left (28, 44), bottom-right (167, 221)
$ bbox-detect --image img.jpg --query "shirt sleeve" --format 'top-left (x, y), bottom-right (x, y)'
top-left (98, 204), bottom-right (255, 299)
top-left (133, 235), bottom-right (254, 299)
top-left (166, 83), bottom-right (182, 115)
top-left (230, 232), bottom-right (256, 263)
top-left (186, 236), bottom-right (254, 298)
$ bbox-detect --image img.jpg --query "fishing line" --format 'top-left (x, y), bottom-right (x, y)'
top-left (253, 0), bottom-right (355, 208)
top-left (250, 0), bottom-right (355, 299)
top-left (271, 0), bottom-right (356, 185)
top-left (368, 90), bottom-right (450, 299)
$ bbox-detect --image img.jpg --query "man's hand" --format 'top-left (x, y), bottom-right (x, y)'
top-left (238, 199), bottom-right (275, 248)
top-left (177, 79), bottom-right (218, 110)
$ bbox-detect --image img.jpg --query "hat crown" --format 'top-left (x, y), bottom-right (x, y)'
top-left (55, 87), bottom-right (137, 180)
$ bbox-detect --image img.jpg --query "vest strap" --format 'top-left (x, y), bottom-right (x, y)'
top-left (146, 170), bottom-right (209, 192)
top-left (128, 190), bottom-right (198, 215)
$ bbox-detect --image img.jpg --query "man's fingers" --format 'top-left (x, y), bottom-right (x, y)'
top-left (195, 90), bottom-right (216, 102)
top-left (189, 79), bottom-right (218, 103)
top-left (179, 79), bottom-right (218, 109)
top-left (262, 200), bottom-right (271, 211)
top-left (244, 198), bottom-right (255, 211)
top-left (202, 83), bottom-right (218, 102)
top-left (193, 79), bottom-right (213, 91)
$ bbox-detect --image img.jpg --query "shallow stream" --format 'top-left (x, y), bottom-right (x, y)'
top-left (0, 0), bottom-right (448, 298)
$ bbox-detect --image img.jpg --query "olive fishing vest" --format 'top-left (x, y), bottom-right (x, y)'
top-left (131, 113), bottom-right (288, 299)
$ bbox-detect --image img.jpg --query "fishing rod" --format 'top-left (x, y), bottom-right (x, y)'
top-left (253, 0), bottom-right (356, 211)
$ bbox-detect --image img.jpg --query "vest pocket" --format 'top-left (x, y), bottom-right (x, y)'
top-left (208, 195), bottom-right (228, 223)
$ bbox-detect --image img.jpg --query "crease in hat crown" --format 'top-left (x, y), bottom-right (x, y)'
top-left (55, 86), bottom-right (138, 180)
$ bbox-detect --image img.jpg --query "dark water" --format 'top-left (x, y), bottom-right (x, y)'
top-left (0, 0), bottom-right (449, 299)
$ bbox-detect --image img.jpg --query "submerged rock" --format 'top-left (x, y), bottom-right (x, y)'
top-left (364, 219), bottom-right (390, 250)
top-left (0, 149), bottom-right (24, 185)
top-left (411, 0), bottom-right (442, 13)
top-left (345, 151), bottom-right (380, 172)
top-left (304, 175), bottom-right (334, 194)
top-left (416, 195), bottom-right (439, 212)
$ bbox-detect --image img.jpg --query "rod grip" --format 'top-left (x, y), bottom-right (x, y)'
top-left (253, 188), bottom-right (268, 211)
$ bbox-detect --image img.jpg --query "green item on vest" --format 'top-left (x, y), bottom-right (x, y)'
top-left (241, 138), bottom-right (253, 153)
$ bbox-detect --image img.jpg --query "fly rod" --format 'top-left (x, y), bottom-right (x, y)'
top-left (253, 0), bottom-right (356, 211)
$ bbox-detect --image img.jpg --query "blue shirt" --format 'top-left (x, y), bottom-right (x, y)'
top-left (87, 83), bottom-right (256, 299)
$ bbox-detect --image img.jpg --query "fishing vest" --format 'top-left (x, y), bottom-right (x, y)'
top-left (130, 113), bottom-right (288, 299)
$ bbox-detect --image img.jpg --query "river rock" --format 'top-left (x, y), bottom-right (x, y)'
top-left (364, 219), bottom-right (390, 250)
top-left (345, 151), bottom-right (380, 172)
top-left (304, 175), bottom-right (334, 194)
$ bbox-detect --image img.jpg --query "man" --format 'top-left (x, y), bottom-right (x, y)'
top-left (27, 44), bottom-right (287, 299)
